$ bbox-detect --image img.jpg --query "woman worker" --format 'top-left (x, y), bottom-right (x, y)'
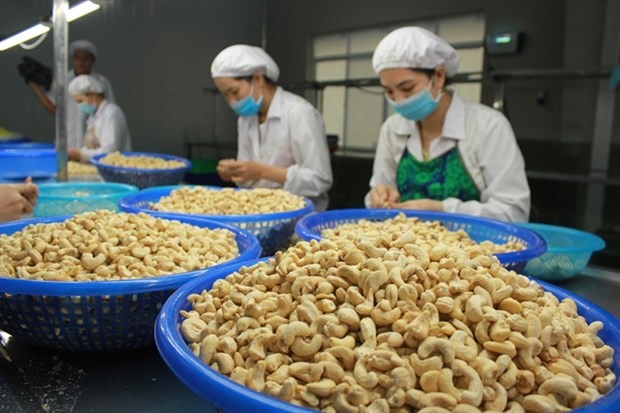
top-left (211, 45), bottom-right (333, 211)
top-left (367, 27), bottom-right (530, 222)
top-left (66, 75), bottom-right (132, 163)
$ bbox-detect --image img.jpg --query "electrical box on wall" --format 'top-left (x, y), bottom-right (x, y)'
top-left (485, 32), bottom-right (523, 55)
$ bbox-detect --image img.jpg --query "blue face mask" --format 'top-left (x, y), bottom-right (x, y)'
top-left (230, 82), bottom-right (263, 117)
top-left (387, 80), bottom-right (442, 121)
top-left (79, 101), bottom-right (97, 115)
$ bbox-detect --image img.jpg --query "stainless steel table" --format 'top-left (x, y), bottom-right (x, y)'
top-left (1, 266), bottom-right (618, 413)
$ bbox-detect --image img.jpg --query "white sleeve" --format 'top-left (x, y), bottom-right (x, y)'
top-left (364, 120), bottom-right (400, 207)
top-left (442, 114), bottom-right (530, 222)
top-left (282, 105), bottom-right (333, 198)
top-left (80, 107), bottom-right (128, 163)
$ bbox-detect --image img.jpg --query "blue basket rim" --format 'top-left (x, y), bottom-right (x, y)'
top-left (155, 257), bottom-right (620, 413)
top-left (0, 148), bottom-right (56, 156)
top-left (119, 186), bottom-right (315, 222)
top-left (295, 208), bottom-right (547, 264)
top-left (37, 182), bottom-right (139, 200)
top-left (517, 222), bottom-right (606, 254)
top-left (0, 136), bottom-right (30, 144)
top-left (0, 214), bottom-right (261, 296)
top-left (90, 151), bottom-right (191, 173)
top-left (0, 142), bottom-right (55, 150)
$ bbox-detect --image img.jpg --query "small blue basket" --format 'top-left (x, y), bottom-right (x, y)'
top-left (0, 148), bottom-right (57, 179)
top-left (119, 186), bottom-right (315, 256)
top-left (90, 152), bottom-right (191, 189)
top-left (517, 223), bottom-right (606, 281)
top-left (155, 257), bottom-right (620, 413)
top-left (295, 209), bottom-right (546, 273)
top-left (0, 214), bottom-right (261, 351)
top-left (34, 182), bottom-right (140, 217)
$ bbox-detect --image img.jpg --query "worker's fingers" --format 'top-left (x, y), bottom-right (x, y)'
top-left (387, 187), bottom-right (401, 204)
top-left (370, 186), bottom-right (388, 208)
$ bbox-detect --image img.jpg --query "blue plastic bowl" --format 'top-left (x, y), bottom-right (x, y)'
top-left (34, 182), bottom-right (140, 217)
top-left (295, 209), bottom-right (546, 273)
top-left (90, 152), bottom-right (192, 189)
top-left (0, 214), bottom-right (261, 351)
top-left (0, 148), bottom-right (57, 179)
top-left (119, 186), bottom-right (315, 256)
top-left (155, 257), bottom-right (620, 413)
top-left (517, 223), bottom-right (606, 281)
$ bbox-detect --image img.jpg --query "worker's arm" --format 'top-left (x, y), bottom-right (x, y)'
top-left (29, 82), bottom-right (56, 115)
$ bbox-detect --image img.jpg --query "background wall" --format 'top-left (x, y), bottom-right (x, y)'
top-left (0, 0), bottom-right (263, 156)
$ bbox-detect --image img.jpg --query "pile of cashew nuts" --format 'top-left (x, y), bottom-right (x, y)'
top-left (181, 232), bottom-right (615, 412)
top-left (151, 187), bottom-right (307, 215)
top-left (68, 160), bottom-right (99, 177)
top-left (322, 213), bottom-right (525, 255)
top-left (99, 151), bottom-right (186, 169)
top-left (0, 211), bottom-right (239, 281)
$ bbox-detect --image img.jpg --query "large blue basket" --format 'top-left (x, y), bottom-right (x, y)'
top-left (0, 148), bottom-right (57, 179)
top-left (34, 182), bottom-right (139, 217)
top-left (119, 186), bottom-right (315, 256)
top-left (90, 152), bottom-right (191, 189)
top-left (0, 214), bottom-right (261, 352)
top-left (155, 257), bottom-right (620, 413)
top-left (517, 223), bottom-right (606, 281)
top-left (296, 209), bottom-right (546, 273)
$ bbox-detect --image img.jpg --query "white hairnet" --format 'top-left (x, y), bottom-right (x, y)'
top-left (68, 74), bottom-right (105, 96)
top-left (372, 27), bottom-right (459, 77)
top-left (211, 44), bottom-right (280, 82)
top-left (70, 39), bottom-right (97, 59)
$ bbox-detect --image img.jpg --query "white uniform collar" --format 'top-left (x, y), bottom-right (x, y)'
top-left (264, 86), bottom-right (285, 120)
top-left (393, 90), bottom-right (467, 141)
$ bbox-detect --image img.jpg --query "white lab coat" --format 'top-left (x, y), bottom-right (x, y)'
top-left (236, 87), bottom-right (333, 211)
top-left (79, 100), bottom-right (131, 163)
top-left (366, 91), bottom-right (531, 222)
top-left (47, 70), bottom-right (115, 149)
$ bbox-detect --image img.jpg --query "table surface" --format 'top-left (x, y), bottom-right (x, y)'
top-left (1, 266), bottom-right (618, 413)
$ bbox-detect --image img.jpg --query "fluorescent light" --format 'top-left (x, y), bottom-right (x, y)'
top-left (0, 1), bottom-right (100, 52)
top-left (0, 23), bottom-right (51, 51)
top-left (67, 1), bottom-right (101, 22)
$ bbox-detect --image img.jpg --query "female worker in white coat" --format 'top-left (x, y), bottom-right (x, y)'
top-left (67, 75), bottom-right (131, 163)
top-left (211, 45), bottom-right (333, 211)
top-left (367, 27), bottom-right (530, 222)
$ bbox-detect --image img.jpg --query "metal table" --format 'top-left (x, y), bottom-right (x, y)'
top-left (1, 266), bottom-right (618, 413)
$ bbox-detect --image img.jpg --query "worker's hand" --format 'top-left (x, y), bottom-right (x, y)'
top-left (68, 148), bottom-right (82, 162)
top-left (392, 198), bottom-right (444, 212)
top-left (0, 184), bottom-right (31, 222)
top-left (228, 161), bottom-right (264, 183)
top-left (216, 158), bottom-right (236, 182)
top-left (369, 184), bottom-right (400, 208)
top-left (14, 178), bottom-right (39, 212)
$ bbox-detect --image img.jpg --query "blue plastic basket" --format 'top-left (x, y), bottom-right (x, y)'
top-left (517, 223), bottom-right (606, 281)
top-left (0, 148), bottom-right (57, 179)
top-left (0, 214), bottom-right (261, 351)
top-left (296, 209), bottom-right (546, 273)
top-left (90, 152), bottom-right (191, 189)
top-left (34, 182), bottom-right (140, 217)
top-left (119, 186), bottom-right (315, 256)
top-left (155, 257), bottom-right (620, 413)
